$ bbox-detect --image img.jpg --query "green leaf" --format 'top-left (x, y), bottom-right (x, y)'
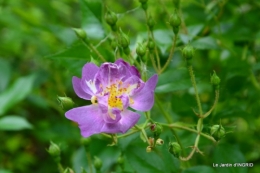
top-left (0, 74), bottom-right (35, 115)
top-left (45, 44), bottom-right (91, 76)
top-left (191, 36), bottom-right (219, 50)
top-left (0, 58), bottom-right (11, 92)
top-left (156, 68), bottom-right (190, 93)
top-left (79, 0), bottom-right (104, 39)
top-left (0, 116), bottom-right (32, 131)
top-left (213, 143), bottom-right (247, 173)
top-left (182, 166), bottom-right (216, 173)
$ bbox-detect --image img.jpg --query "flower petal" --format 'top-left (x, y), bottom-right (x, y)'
top-left (130, 74), bottom-right (158, 111)
top-left (101, 109), bottom-right (140, 133)
top-left (82, 63), bottom-right (99, 81)
top-left (65, 105), bottom-right (105, 137)
top-left (72, 77), bottom-right (92, 100)
top-left (115, 58), bottom-right (140, 78)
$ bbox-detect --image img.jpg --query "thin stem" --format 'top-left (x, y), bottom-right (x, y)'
top-left (89, 43), bottom-right (106, 62)
top-left (86, 152), bottom-right (93, 173)
top-left (202, 89), bottom-right (219, 118)
top-left (159, 33), bottom-right (178, 74)
top-left (148, 51), bottom-right (159, 72)
top-left (155, 95), bottom-right (173, 123)
top-left (188, 65), bottom-right (203, 116)
top-left (151, 32), bottom-right (161, 70)
top-left (57, 163), bottom-right (64, 173)
top-left (160, 123), bottom-right (216, 143)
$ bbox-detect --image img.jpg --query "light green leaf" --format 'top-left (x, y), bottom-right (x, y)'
top-left (0, 116), bottom-right (32, 131)
top-left (0, 58), bottom-right (11, 92)
top-left (156, 68), bottom-right (190, 93)
top-left (0, 74), bottom-right (35, 115)
top-left (191, 36), bottom-right (219, 50)
top-left (79, 0), bottom-right (104, 39)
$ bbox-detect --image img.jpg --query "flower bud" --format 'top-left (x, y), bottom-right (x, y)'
top-left (169, 11), bottom-right (181, 28)
top-left (182, 44), bottom-right (194, 61)
top-left (136, 43), bottom-right (147, 57)
top-left (146, 146), bottom-right (153, 153)
top-left (118, 29), bottom-right (130, 49)
top-left (150, 123), bottom-right (163, 138)
top-left (168, 142), bottom-right (181, 158)
top-left (94, 156), bottom-right (102, 170)
top-left (147, 16), bottom-right (155, 29)
top-left (81, 137), bottom-right (91, 148)
top-left (210, 125), bottom-right (225, 141)
top-left (47, 141), bottom-right (60, 157)
top-left (57, 96), bottom-right (74, 110)
top-left (148, 40), bottom-right (155, 50)
top-left (156, 138), bottom-right (164, 146)
top-left (105, 10), bottom-right (117, 26)
top-left (47, 141), bottom-right (61, 163)
top-left (73, 28), bottom-right (88, 42)
top-left (211, 71), bottom-right (221, 89)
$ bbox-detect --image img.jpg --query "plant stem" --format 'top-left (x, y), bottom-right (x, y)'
top-left (89, 43), bottom-right (106, 62)
top-left (57, 163), bottom-right (64, 173)
top-left (160, 123), bottom-right (216, 143)
top-left (202, 89), bottom-right (219, 118)
top-left (188, 65), bottom-right (203, 116)
top-left (159, 33), bottom-right (178, 74)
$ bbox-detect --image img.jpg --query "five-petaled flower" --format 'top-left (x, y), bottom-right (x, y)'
top-left (65, 59), bottom-right (158, 137)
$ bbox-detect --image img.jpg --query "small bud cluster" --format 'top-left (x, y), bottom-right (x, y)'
top-left (146, 123), bottom-right (164, 153)
top-left (73, 28), bottom-right (88, 43)
top-left (57, 96), bottom-right (74, 110)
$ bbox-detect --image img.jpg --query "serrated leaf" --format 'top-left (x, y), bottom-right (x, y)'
top-left (0, 116), bottom-right (32, 131)
top-left (0, 74), bottom-right (35, 115)
top-left (156, 68), bottom-right (190, 93)
top-left (79, 0), bottom-right (104, 39)
top-left (191, 36), bottom-right (219, 50)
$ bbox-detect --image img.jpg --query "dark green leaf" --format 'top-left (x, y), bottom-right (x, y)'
top-left (0, 115), bottom-right (32, 131)
top-left (213, 144), bottom-right (247, 173)
top-left (0, 74), bottom-right (35, 115)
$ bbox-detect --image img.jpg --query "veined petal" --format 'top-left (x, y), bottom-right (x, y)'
top-left (130, 75), bottom-right (158, 111)
top-left (101, 109), bottom-right (140, 133)
top-left (65, 105), bottom-right (105, 137)
top-left (115, 58), bottom-right (140, 78)
top-left (72, 77), bottom-right (92, 100)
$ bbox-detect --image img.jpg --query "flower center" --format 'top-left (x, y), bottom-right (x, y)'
top-left (107, 84), bottom-right (123, 110)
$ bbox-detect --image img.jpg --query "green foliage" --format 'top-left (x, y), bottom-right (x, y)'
top-left (1, 0), bottom-right (260, 173)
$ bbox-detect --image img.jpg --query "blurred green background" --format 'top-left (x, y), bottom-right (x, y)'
top-left (0, 0), bottom-right (260, 172)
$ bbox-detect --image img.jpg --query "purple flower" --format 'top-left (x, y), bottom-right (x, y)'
top-left (65, 59), bottom-right (158, 137)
